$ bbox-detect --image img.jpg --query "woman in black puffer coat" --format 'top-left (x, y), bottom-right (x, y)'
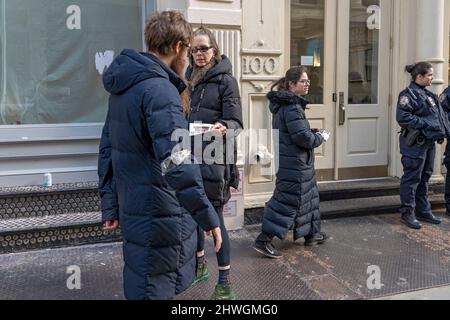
top-left (185, 27), bottom-right (243, 300)
top-left (254, 66), bottom-right (329, 259)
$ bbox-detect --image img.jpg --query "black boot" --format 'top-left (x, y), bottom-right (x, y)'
top-left (304, 232), bottom-right (329, 246)
top-left (401, 211), bottom-right (422, 230)
top-left (416, 212), bottom-right (441, 225)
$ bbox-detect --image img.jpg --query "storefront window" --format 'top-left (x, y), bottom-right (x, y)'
top-left (0, 0), bottom-right (143, 125)
top-left (348, 0), bottom-right (379, 105)
top-left (291, 0), bottom-right (324, 104)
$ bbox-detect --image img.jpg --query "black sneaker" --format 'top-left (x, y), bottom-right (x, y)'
top-left (253, 241), bottom-right (282, 259)
top-left (304, 232), bottom-right (329, 246)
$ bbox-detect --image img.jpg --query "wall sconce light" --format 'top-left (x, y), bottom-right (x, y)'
top-left (313, 48), bottom-right (321, 67)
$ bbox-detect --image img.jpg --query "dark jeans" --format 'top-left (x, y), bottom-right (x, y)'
top-left (197, 205), bottom-right (230, 267)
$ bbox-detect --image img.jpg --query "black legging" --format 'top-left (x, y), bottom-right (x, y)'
top-left (197, 205), bottom-right (230, 267)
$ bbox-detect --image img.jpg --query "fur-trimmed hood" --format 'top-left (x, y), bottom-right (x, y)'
top-left (267, 90), bottom-right (309, 114)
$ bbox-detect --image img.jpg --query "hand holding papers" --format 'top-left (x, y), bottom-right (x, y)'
top-left (318, 129), bottom-right (331, 142)
top-left (189, 123), bottom-right (214, 136)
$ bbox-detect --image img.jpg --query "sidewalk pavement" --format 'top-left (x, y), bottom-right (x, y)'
top-left (1, 210), bottom-right (450, 300)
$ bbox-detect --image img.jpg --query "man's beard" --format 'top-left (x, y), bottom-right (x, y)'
top-left (171, 52), bottom-right (190, 115)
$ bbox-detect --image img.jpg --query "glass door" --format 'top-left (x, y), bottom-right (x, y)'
top-left (290, 0), bottom-right (392, 181)
top-left (335, 0), bottom-right (392, 180)
top-left (290, 0), bottom-right (336, 181)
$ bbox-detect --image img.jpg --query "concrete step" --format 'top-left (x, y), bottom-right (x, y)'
top-left (2, 179), bottom-right (404, 219)
top-left (318, 178), bottom-right (401, 201)
top-left (0, 182), bottom-right (99, 220)
top-left (321, 193), bottom-right (445, 219)
top-left (0, 179), bottom-right (446, 253)
top-left (244, 193), bottom-right (446, 226)
top-left (0, 212), bottom-right (121, 254)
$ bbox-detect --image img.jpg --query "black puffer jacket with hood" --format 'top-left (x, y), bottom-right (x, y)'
top-left (186, 55), bottom-right (243, 206)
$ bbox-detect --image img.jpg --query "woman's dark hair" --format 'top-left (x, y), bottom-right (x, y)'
top-left (189, 26), bottom-right (222, 67)
top-left (271, 66), bottom-right (308, 91)
top-left (405, 62), bottom-right (433, 81)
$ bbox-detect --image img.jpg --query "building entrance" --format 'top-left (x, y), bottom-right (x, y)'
top-left (290, 0), bottom-right (393, 181)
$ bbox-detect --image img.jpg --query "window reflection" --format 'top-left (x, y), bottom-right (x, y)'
top-left (0, 0), bottom-right (143, 125)
top-left (348, 0), bottom-right (380, 105)
top-left (291, 0), bottom-right (324, 104)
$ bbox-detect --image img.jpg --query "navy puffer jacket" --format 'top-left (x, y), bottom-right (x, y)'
top-left (396, 82), bottom-right (450, 142)
top-left (261, 90), bottom-right (324, 241)
top-left (186, 56), bottom-right (243, 206)
top-left (98, 49), bottom-right (219, 300)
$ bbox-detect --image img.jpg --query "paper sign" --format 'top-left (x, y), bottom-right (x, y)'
top-left (223, 200), bottom-right (237, 218)
top-left (301, 56), bottom-right (314, 66)
top-left (231, 169), bottom-right (244, 196)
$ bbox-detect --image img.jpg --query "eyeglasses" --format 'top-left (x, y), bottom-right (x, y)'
top-left (298, 80), bottom-right (311, 85)
top-left (190, 46), bottom-right (213, 54)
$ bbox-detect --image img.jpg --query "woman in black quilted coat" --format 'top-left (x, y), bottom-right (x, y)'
top-left (254, 66), bottom-right (329, 259)
top-left (185, 27), bottom-right (243, 300)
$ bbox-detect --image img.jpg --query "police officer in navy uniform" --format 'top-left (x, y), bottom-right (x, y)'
top-left (396, 62), bottom-right (450, 229)
top-left (440, 85), bottom-right (450, 216)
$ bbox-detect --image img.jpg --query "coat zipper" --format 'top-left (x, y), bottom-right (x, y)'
top-left (196, 88), bottom-right (206, 112)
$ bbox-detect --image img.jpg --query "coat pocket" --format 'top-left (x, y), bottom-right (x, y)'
top-left (200, 164), bottom-right (226, 200)
top-left (299, 149), bottom-right (313, 166)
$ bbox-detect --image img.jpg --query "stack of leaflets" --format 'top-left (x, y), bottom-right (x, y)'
top-left (189, 123), bottom-right (214, 136)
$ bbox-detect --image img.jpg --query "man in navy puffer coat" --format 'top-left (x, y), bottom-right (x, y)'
top-left (98, 11), bottom-right (221, 300)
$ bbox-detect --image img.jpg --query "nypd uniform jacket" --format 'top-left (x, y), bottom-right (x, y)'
top-left (440, 86), bottom-right (450, 161)
top-left (396, 82), bottom-right (450, 156)
top-left (441, 86), bottom-right (450, 113)
top-left (396, 82), bottom-right (450, 216)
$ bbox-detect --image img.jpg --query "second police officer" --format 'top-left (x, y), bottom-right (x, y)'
top-left (440, 85), bottom-right (450, 217)
top-left (397, 62), bottom-right (450, 230)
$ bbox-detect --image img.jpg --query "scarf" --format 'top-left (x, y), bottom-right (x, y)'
top-left (188, 57), bottom-right (218, 91)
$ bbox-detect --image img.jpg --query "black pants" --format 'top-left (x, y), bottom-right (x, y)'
top-left (445, 172), bottom-right (450, 212)
top-left (444, 145), bottom-right (450, 212)
top-left (197, 206), bottom-right (230, 267)
top-left (399, 142), bottom-right (435, 215)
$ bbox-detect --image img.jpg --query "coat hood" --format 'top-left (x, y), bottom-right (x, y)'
top-left (103, 49), bottom-right (186, 95)
top-left (186, 55), bottom-right (233, 83)
top-left (267, 90), bottom-right (309, 114)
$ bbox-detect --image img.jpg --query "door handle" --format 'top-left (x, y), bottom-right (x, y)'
top-left (339, 92), bottom-right (346, 126)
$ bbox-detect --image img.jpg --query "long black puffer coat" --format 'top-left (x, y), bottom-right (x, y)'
top-left (186, 55), bottom-right (243, 206)
top-left (261, 90), bottom-right (324, 241)
top-left (99, 49), bottom-right (219, 300)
